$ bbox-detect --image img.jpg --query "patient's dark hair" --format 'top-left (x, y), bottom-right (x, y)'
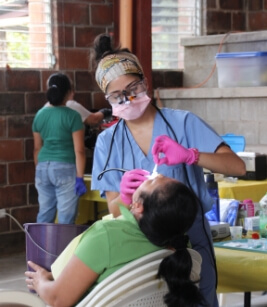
top-left (46, 73), bottom-right (71, 106)
top-left (138, 181), bottom-right (206, 307)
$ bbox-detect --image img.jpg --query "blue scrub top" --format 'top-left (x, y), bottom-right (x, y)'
top-left (92, 107), bottom-right (223, 306)
top-left (92, 108), bottom-right (224, 212)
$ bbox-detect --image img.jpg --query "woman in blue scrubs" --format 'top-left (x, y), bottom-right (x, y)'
top-left (91, 33), bottom-right (246, 306)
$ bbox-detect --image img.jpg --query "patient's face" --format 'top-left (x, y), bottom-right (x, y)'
top-left (132, 174), bottom-right (177, 202)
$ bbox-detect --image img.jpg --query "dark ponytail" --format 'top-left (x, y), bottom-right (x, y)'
top-left (92, 33), bottom-right (131, 64)
top-left (46, 73), bottom-right (71, 106)
top-left (138, 181), bottom-right (207, 307)
top-left (158, 250), bottom-right (205, 307)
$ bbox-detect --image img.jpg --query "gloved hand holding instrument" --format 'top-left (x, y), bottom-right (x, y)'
top-left (152, 135), bottom-right (199, 166)
top-left (120, 169), bottom-right (149, 205)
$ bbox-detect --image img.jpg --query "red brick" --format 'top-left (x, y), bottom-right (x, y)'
top-left (164, 71), bottom-right (183, 88)
top-left (0, 140), bottom-right (24, 162)
top-left (57, 49), bottom-right (89, 70)
top-left (0, 70), bottom-right (6, 91)
top-left (25, 92), bottom-right (46, 114)
top-left (232, 12), bottom-right (246, 31)
top-left (0, 164), bottom-right (6, 185)
top-left (73, 93), bottom-right (93, 110)
top-left (219, 0), bottom-right (244, 10)
top-left (40, 70), bottom-right (54, 91)
top-left (76, 27), bottom-right (104, 48)
top-left (207, 11), bottom-right (231, 33)
top-left (0, 215), bottom-right (9, 232)
top-left (56, 3), bottom-right (89, 25)
top-left (25, 139), bottom-right (34, 161)
top-left (0, 185), bottom-right (27, 208)
top-left (249, 0), bottom-right (263, 10)
top-left (76, 71), bottom-right (99, 91)
top-left (0, 117), bottom-right (6, 137)
top-left (79, 0), bottom-right (105, 2)
top-left (6, 70), bottom-right (40, 92)
top-left (249, 12), bottom-right (267, 30)
top-left (8, 116), bottom-right (34, 138)
top-left (0, 232), bottom-right (25, 255)
top-left (29, 183), bottom-right (38, 205)
top-left (11, 206), bottom-right (39, 230)
top-left (0, 94), bottom-right (25, 115)
top-left (92, 92), bottom-right (110, 109)
top-left (91, 4), bottom-right (113, 25)
top-left (57, 26), bottom-right (74, 47)
top-left (9, 162), bottom-right (35, 184)
top-left (207, 0), bottom-right (217, 8)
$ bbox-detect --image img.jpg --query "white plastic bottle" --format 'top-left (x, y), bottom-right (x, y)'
top-left (259, 193), bottom-right (267, 208)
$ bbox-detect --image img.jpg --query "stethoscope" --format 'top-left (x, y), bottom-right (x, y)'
top-left (97, 104), bottom-right (178, 180)
top-left (96, 103), bottom-right (218, 289)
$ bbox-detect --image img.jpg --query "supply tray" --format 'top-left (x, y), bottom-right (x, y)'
top-left (214, 238), bottom-right (267, 254)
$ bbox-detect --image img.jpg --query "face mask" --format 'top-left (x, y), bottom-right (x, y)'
top-left (112, 95), bottom-right (151, 121)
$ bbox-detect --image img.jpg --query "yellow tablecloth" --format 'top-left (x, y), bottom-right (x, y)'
top-left (76, 175), bottom-right (107, 223)
top-left (81, 175), bottom-right (107, 203)
top-left (218, 179), bottom-right (267, 202)
top-left (215, 246), bottom-right (267, 293)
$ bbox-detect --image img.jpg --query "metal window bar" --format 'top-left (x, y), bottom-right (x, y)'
top-left (0, 0), bottom-right (53, 68)
top-left (152, 0), bottom-right (201, 69)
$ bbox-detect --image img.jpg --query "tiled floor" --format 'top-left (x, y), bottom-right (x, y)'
top-left (0, 251), bottom-right (28, 292)
top-left (0, 251), bottom-right (266, 307)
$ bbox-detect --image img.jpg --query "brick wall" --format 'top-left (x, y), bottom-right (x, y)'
top-left (206, 0), bottom-right (267, 34)
top-left (0, 0), bottom-right (113, 255)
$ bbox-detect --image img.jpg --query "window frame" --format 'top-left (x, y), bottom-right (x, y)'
top-left (0, 0), bottom-right (54, 69)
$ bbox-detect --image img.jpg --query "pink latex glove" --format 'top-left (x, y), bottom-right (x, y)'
top-left (120, 169), bottom-right (150, 205)
top-left (152, 135), bottom-right (198, 166)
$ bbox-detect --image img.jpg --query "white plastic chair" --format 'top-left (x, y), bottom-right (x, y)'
top-left (0, 289), bottom-right (46, 306)
top-left (107, 279), bottom-right (168, 307)
top-left (76, 249), bottom-right (173, 307)
top-left (89, 265), bottom-right (163, 307)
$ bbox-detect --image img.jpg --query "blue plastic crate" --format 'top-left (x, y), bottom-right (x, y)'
top-left (221, 133), bottom-right (246, 153)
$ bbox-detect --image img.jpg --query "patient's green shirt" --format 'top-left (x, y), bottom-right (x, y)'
top-left (75, 206), bottom-right (161, 285)
top-left (51, 206), bottom-right (161, 288)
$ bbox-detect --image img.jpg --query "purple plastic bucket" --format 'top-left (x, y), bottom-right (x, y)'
top-left (24, 223), bottom-right (88, 272)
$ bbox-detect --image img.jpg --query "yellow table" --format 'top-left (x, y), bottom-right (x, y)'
top-left (218, 179), bottom-right (267, 202)
top-left (215, 246), bottom-right (267, 293)
top-left (76, 175), bottom-right (107, 224)
top-left (215, 242), bottom-right (267, 307)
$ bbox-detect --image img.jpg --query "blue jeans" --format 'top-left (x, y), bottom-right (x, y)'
top-left (35, 162), bottom-right (79, 224)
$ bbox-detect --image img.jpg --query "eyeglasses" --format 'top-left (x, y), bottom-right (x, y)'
top-left (105, 80), bottom-right (147, 106)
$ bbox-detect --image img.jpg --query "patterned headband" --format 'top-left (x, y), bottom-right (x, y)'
top-left (95, 52), bottom-right (144, 93)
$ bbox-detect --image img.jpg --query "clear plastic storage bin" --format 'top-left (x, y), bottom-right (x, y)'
top-left (215, 51), bottom-right (267, 88)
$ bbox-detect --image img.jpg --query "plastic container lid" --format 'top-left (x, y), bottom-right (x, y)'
top-left (221, 133), bottom-right (246, 153)
top-left (216, 51), bottom-right (267, 59)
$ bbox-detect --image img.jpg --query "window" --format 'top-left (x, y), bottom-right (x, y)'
top-left (152, 0), bottom-right (201, 69)
top-left (0, 0), bottom-right (53, 68)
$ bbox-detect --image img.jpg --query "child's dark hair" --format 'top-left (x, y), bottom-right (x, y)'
top-left (46, 73), bottom-right (71, 106)
top-left (138, 181), bottom-right (206, 307)
top-left (92, 33), bottom-right (131, 64)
